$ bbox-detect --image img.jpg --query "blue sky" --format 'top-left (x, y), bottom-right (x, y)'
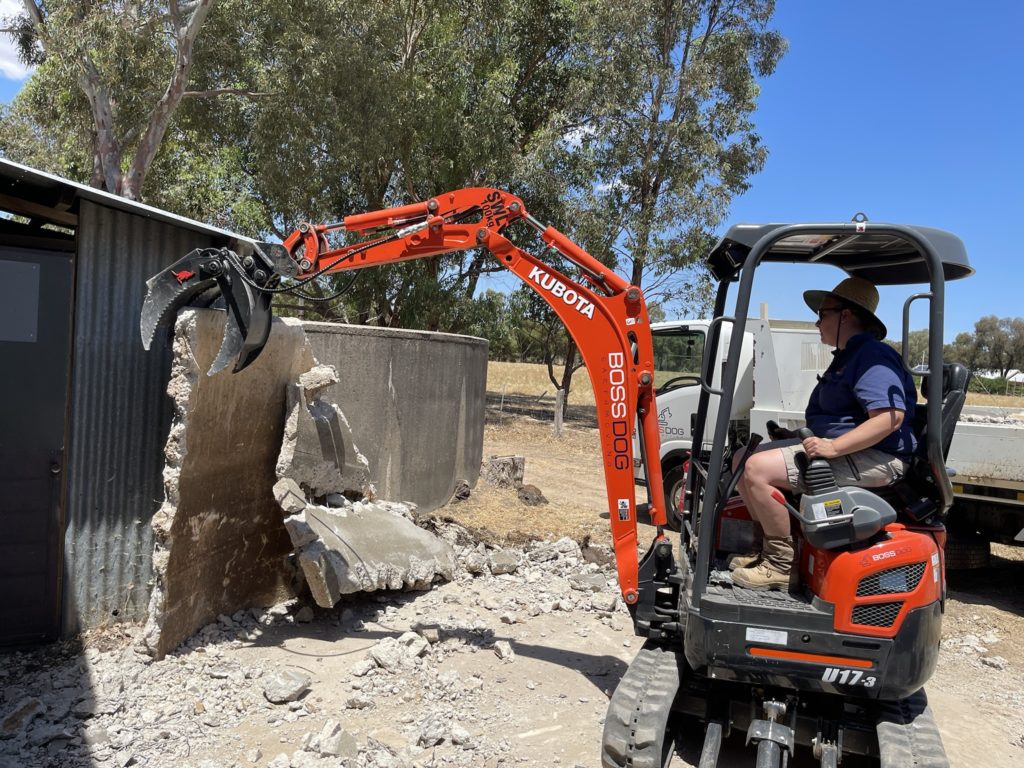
top-left (1, 2), bottom-right (1020, 341)
top-left (727, 1), bottom-right (1022, 341)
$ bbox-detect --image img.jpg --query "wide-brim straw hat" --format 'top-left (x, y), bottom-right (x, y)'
top-left (803, 276), bottom-right (887, 339)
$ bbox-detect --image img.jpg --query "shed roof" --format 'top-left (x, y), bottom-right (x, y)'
top-left (0, 157), bottom-right (249, 243)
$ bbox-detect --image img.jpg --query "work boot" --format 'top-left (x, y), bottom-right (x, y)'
top-left (732, 536), bottom-right (795, 591)
top-left (726, 522), bottom-right (764, 571)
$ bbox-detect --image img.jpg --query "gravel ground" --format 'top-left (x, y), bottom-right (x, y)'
top-left (2, 414), bottom-right (1022, 768)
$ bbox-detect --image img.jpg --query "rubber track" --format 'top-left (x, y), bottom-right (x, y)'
top-left (602, 642), bottom-right (681, 768)
top-left (876, 688), bottom-right (949, 768)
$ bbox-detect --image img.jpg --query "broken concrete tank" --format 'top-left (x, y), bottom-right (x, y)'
top-left (145, 309), bottom-right (486, 657)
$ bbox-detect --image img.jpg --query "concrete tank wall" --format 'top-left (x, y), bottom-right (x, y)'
top-left (301, 321), bottom-right (488, 511)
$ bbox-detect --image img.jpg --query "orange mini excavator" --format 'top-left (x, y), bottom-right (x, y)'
top-left (142, 192), bottom-right (972, 767)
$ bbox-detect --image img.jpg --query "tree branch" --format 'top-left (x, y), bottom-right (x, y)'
top-left (182, 88), bottom-right (273, 99)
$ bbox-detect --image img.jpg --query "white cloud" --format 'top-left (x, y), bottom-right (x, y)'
top-left (0, 0), bottom-right (32, 80)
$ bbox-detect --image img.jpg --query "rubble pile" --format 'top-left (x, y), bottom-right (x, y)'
top-left (0, 526), bottom-right (628, 768)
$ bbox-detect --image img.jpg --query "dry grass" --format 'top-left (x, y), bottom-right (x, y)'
top-left (436, 414), bottom-right (659, 551)
top-left (487, 361), bottom-right (597, 407)
top-left (487, 360), bottom-right (1024, 411)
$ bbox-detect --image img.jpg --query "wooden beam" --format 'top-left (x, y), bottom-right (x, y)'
top-left (0, 192), bottom-right (79, 227)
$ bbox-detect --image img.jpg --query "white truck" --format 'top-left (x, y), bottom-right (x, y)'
top-left (637, 309), bottom-right (1024, 567)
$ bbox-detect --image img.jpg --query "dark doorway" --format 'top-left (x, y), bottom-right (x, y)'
top-left (0, 245), bottom-right (74, 645)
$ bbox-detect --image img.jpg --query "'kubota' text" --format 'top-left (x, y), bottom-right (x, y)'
top-left (527, 266), bottom-right (595, 319)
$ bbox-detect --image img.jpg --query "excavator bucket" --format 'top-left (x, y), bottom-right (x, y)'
top-left (140, 242), bottom-right (292, 375)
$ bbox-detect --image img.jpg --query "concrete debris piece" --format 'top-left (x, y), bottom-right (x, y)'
top-left (464, 549), bottom-right (488, 575)
top-left (483, 455), bottom-right (525, 488)
top-left (398, 631), bottom-right (430, 658)
top-left (282, 511), bottom-right (319, 548)
top-left (274, 478), bottom-right (308, 514)
top-left (370, 637), bottom-right (409, 671)
top-left (493, 641), bottom-right (515, 661)
top-left (450, 723), bottom-right (472, 746)
top-left (517, 483), bottom-right (548, 506)
top-left (488, 550), bottom-right (519, 575)
top-left (0, 697), bottom-right (44, 739)
top-left (318, 720), bottom-right (358, 759)
top-left (288, 501), bottom-right (456, 608)
top-left (417, 715), bottom-right (448, 746)
top-left (246, 747), bottom-right (262, 763)
top-left (277, 363), bottom-right (373, 501)
top-left (570, 573), bottom-right (607, 593)
top-left (262, 669), bottom-right (312, 704)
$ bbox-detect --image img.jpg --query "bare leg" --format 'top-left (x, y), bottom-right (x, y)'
top-left (736, 448), bottom-right (792, 537)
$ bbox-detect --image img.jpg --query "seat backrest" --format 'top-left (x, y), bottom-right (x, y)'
top-left (915, 362), bottom-right (971, 460)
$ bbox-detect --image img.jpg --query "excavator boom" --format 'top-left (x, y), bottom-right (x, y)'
top-left (141, 188), bottom-right (669, 605)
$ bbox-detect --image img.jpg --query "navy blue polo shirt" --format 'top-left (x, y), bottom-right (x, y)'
top-left (805, 332), bottom-right (917, 457)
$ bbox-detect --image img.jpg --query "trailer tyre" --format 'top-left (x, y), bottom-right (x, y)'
top-left (944, 536), bottom-right (990, 570)
top-left (662, 464), bottom-right (687, 532)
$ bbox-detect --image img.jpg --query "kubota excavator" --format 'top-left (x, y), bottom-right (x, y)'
top-left (141, 190), bottom-right (972, 767)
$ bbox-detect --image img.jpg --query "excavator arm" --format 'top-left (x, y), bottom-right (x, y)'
top-left (141, 188), bottom-right (668, 605)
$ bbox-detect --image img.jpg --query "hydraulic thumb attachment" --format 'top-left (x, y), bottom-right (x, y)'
top-left (140, 240), bottom-right (295, 375)
top-left (139, 187), bottom-right (672, 607)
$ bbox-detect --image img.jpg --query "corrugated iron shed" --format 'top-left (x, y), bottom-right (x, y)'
top-left (0, 158), bottom-right (250, 643)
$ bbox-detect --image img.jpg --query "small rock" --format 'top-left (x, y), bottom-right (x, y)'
top-left (451, 723), bottom-right (472, 746)
top-left (263, 670), bottom-right (312, 704)
top-left (246, 747), bottom-right (262, 763)
top-left (417, 715), bottom-right (448, 746)
top-left (570, 573), bottom-right (607, 593)
top-left (346, 695), bottom-right (374, 710)
top-left (494, 641), bottom-right (515, 661)
top-left (415, 625), bottom-right (442, 644)
top-left (398, 631), bottom-right (429, 658)
top-left (489, 550), bottom-right (519, 575)
top-left (295, 606), bottom-right (315, 623)
top-left (517, 484), bottom-right (548, 506)
top-left (0, 698), bottom-right (44, 739)
top-left (499, 613), bottom-right (518, 625)
top-left (267, 755), bottom-right (291, 768)
top-left (370, 638), bottom-right (408, 671)
top-left (351, 659), bottom-right (377, 677)
top-left (464, 550), bottom-right (488, 575)
top-left (982, 655), bottom-right (1009, 671)
top-left (319, 719), bottom-right (358, 759)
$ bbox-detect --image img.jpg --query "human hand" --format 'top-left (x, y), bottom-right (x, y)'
top-left (802, 436), bottom-right (839, 459)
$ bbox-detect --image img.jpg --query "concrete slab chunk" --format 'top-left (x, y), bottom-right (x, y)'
top-left (291, 502), bottom-right (455, 608)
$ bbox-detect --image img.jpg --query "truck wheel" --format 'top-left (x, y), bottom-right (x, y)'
top-left (662, 465), bottom-right (687, 532)
top-left (944, 536), bottom-right (990, 570)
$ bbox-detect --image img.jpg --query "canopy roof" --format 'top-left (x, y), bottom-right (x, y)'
top-left (707, 222), bottom-right (973, 285)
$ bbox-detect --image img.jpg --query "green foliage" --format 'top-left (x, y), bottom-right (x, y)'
top-left (0, 0), bottom-right (785, 414)
top-left (942, 316), bottom-right (1024, 377)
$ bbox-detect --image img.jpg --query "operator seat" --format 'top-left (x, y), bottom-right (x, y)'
top-left (880, 362), bottom-right (971, 522)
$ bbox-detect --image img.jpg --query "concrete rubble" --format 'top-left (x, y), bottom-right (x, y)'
top-left (0, 526), bottom-right (637, 768)
top-left (273, 363), bottom-right (456, 609)
top-left (144, 311), bottom-right (473, 658)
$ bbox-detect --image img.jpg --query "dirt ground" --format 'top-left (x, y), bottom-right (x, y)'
top-left (441, 413), bottom-right (1024, 767)
top-left (2, 414), bottom-right (1021, 768)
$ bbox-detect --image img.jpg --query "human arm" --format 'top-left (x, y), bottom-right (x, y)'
top-left (802, 408), bottom-right (905, 458)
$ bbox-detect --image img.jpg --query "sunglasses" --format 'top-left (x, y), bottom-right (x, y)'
top-left (816, 307), bottom-right (845, 320)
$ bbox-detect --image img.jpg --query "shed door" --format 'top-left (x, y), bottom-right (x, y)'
top-left (0, 246), bottom-right (73, 645)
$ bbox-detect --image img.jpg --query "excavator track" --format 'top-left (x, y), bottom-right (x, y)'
top-left (875, 689), bottom-right (949, 768)
top-left (602, 641), bottom-right (682, 768)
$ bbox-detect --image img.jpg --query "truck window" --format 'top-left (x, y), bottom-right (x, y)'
top-left (653, 329), bottom-right (705, 394)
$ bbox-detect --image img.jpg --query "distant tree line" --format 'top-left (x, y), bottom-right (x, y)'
top-left (898, 315), bottom-right (1024, 380)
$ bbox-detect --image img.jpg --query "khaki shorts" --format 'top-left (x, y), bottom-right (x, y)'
top-left (775, 442), bottom-right (908, 494)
